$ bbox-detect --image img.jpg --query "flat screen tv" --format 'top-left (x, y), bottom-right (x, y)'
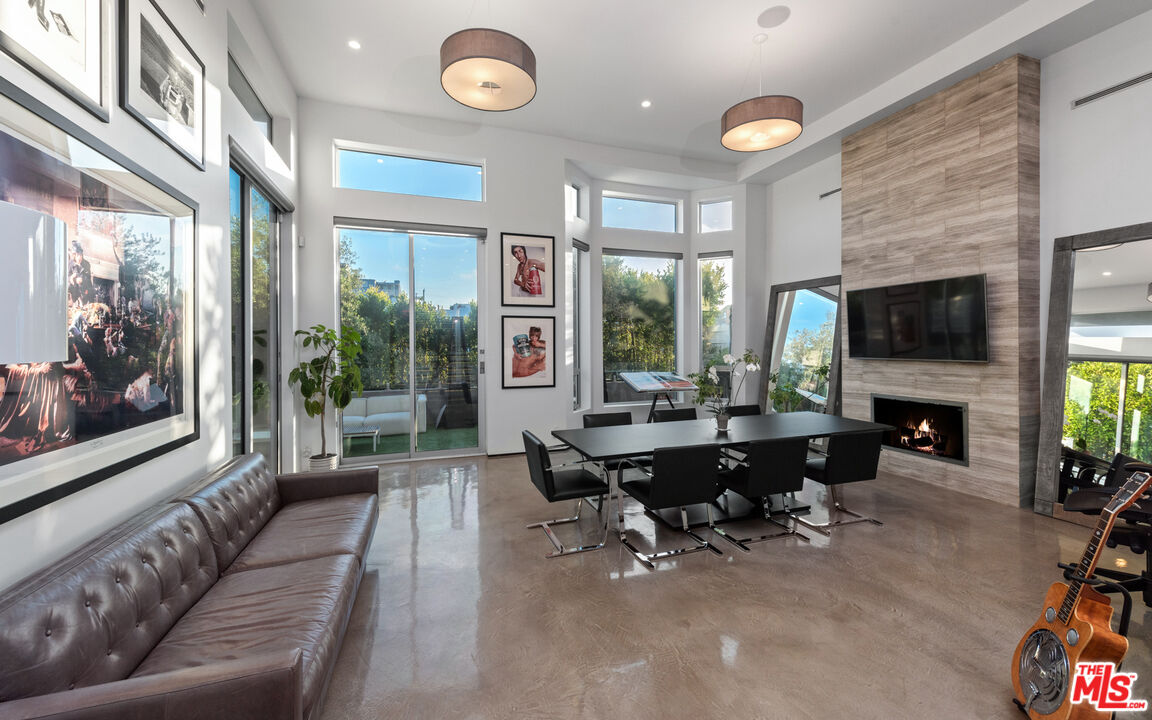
top-left (846, 274), bottom-right (989, 362)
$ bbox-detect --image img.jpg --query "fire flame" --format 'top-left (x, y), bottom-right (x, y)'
top-left (917, 418), bottom-right (933, 433)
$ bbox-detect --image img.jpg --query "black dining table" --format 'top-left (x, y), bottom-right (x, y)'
top-left (552, 411), bottom-right (892, 527)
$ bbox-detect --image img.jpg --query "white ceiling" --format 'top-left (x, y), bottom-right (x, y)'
top-left (249, 0), bottom-right (1152, 181)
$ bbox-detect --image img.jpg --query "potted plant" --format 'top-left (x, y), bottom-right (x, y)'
top-left (688, 349), bottom-right (761, 432)
top-left (288, 323), bottom-right (363, 470)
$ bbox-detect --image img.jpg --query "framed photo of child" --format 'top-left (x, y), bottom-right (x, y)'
top-left (501, 232), bottom-right (553, 307)
top-left (502, 316), bottom-right (555, 389)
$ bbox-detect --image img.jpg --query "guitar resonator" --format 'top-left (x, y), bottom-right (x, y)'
top-left (1017, 628), bottom-right (1070, 715)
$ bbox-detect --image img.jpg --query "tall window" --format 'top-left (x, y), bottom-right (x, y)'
top-left (601, 194), bottom-right (678, 233)
top-left (336, 149), bottom-right (483, 201)
top-left (230, 167), bottom-right (281, 466)
top-left (699, 199), bottom-right (733, 233)
top-left (228, 55), bottom-right (272, 142)
top-left (602, 250), bottom-right (679, 403)
top-left (699, 253), bottom-right (733, 368)
top-left (571, 240), bottom-right (588, 409)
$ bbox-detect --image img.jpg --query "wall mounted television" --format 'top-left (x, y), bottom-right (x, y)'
top-left (846, 274), bottom-right (989, 362)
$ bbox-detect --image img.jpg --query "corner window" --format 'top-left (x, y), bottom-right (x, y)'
top-left (571, 240), bottom-right (587, 409)
top-left (699, 199), bottom-right (733, 233)
top-left (602, 250), bottom-right (680, 403)
top-left (228, 55), bottom-right (272, 142)
top-left (699, 254), bottom-right (733, 368)
top-left (565, 184), bottom-right (581, 221)
top-left (602, 194), bottom-right (678, 233)
top-left (336, 148), bottom-right (484, 202)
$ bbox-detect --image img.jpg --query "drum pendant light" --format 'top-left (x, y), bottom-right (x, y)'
top-left (440, 28), bottom-right (536, 111)
top-left (721, 34), bottom-right (803, 152)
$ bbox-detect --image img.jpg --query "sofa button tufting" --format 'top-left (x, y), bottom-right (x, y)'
top-left (84, 600), bottom-right (91, 607)
top-left (115, 577), bottom-right (120, 583)
top-left (45, 628), bottom-right (51, 637)
top-left (106, 649), bottom-right (112, 656)
top-left (68, 683), bottom-right (74, 690)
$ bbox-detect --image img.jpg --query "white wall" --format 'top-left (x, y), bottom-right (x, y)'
top-left (765, 153), bottom-right (843, 295)
top-left (296, 99), bottom-right (736, 456)
top-left (1039, 8), bottom-right (1152, 371)
top-left (0, 0), bottom-right (298, 590)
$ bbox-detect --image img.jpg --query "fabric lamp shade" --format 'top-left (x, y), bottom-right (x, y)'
top-left (0, 200), bottom-right (68, 364)
top-left (440, 28), bottom-right (536, 111)
top-left (721, 95), bottom-right (803, 152)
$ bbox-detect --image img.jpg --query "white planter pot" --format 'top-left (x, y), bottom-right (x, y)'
top-left (309, 454), bottom-right (339, 471)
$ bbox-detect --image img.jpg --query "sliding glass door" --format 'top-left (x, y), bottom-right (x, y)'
top-left (338, 226), bottom-right (480, 458)
top-left (230, 167), bottom-right (280, 468)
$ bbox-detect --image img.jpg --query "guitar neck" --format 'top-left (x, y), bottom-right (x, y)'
top-left (1057, 512), bottom-right (1116, 623)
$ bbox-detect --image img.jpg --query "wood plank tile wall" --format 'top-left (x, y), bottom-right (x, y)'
top-left (840, 55), bottom-right (1041, 507)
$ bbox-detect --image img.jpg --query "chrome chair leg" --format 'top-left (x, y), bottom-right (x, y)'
top-left (526, 497), bottom-right (608, 558)
top-left (791, 485), bottom-right (881, 534)
top-left (618, 502), bottom-right (724, 570)
top-left (712, 496), bottom-right (810, 551)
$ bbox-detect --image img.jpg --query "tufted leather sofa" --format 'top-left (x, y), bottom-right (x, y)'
top-left (0, 453), bottom-right (378, 720)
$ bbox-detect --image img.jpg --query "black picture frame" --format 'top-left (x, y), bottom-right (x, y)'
top-left (501, 232), bottom-right (554, 307)
top-left (0, 74), bottom-right (199, 526)
top-left (0, 0), bottom-right (113, 121)
top-left (502, 316), bottom-right (555, 389)
top-left (120, 0), bottom-right (205, 169)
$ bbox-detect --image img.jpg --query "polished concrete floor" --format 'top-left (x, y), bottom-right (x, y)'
top-left (321, 454), bottom-right (1151, 719)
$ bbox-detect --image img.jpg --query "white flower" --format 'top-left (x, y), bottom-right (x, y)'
top-left (722, 353), bottom-right (736, 365)
top-left (707, 367), bottom-right (719, 382)
top-left (746, 362), bottom-right (760, 373)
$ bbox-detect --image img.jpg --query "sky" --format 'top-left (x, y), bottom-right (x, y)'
top-left (341, 228), bottom-right (477, 309)
top-left (785, 288), bottom-right (837, 346)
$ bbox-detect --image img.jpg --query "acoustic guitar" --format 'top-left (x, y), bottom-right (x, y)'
top-left (1011, 470), bottom-right (1152, 719)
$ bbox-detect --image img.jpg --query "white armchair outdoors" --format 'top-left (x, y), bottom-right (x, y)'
top-left (342, 393), bottom-right (428, 438)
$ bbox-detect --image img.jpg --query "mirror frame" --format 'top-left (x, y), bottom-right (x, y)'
top-left (1034, 221), bottom-right (1152, 515)
top-left (759, 275), bottom-right (843, 416)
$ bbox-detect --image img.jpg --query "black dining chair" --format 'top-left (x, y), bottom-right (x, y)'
top-left (616, 444), bottom-right (725, 569)
top-left (581, 411), bottom-right (649, 508)
top-left (522, 430), bottom-right (611, 558)
top-left (713, 437), bottom-right (812, 551)
top-left (791, 429), bottom-right (884, 535)
top-left (652, 408), bottom-right (697, 422)
top-left (725, 404), bottom-right (762, 417)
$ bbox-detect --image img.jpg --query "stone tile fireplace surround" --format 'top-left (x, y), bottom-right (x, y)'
top-left (840, 55), bottom-right (1041, 506)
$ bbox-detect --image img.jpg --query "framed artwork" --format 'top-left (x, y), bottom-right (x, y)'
top-left (0, 76), bottom-right (198, 525)
top-left (0, 0), bottom-right (112, 120)
top-left (502, 316), bottom-right (554, 389)
top-left (501, 232), bottom-right (554, 307)
top-left (120, 0), bottom-right (204, 169)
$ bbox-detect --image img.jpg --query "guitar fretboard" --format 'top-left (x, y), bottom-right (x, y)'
top-left (1057, 514), bottom-right (1113, 624)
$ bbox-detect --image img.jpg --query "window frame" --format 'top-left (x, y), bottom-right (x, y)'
top-left (227, 53), bottom-right (273, 143)
top-left (698, 198), bottom-right (734, 234)
top-left (698, 251), bottom-right (734, 370)
top-left (601, 192), bottom-right (681, 233)
top-left (334, 145), bottom-right (486, 202)
top-left (600, 248), bottom-right (682, 406)
top-left (571, 239), bottom-right (588, 410)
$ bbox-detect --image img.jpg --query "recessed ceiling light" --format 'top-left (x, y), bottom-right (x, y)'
top-left (1102, 271), bottom-right (1113, 276)
top-left (640, 100), bottom-right (652, 108)
top-left (348, 39), bottom-right (361, 50)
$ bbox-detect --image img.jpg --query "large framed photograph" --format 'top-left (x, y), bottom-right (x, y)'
top-left (120, 0), bottom-right (204, 169)
top-left (0, 79), bottom-right (198, 524)
top-left (0, 0), bottom-right (112, 120)
top-left (502, 316), bottom-right (554, 389)
top-left (501, 232), bottom-right (553, 307)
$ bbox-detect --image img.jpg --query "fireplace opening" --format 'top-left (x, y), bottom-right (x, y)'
top-left (871, 394), bottom-right (968, 466)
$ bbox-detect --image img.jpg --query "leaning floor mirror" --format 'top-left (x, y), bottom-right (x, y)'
top-left (1035, 222), bottom-right (1152, 515)
top-left (760, 276), bottom-right (842, 416)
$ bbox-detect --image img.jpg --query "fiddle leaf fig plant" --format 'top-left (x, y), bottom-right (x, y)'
top-left (288, 323), bottom-right (363, 459)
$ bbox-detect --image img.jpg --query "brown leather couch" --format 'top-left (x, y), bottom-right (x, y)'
top-left (0, 453), bottom-right (378, 720)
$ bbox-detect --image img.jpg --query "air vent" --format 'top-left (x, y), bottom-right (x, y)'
top-left (819, 187), bottom-right (841, 200)
top-left (1073, 71), bottom-right (1152, 108)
